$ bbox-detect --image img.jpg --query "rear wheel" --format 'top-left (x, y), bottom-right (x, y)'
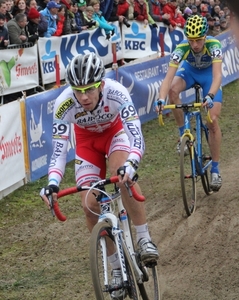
top-left (180, 136), bottom-right (197, 216)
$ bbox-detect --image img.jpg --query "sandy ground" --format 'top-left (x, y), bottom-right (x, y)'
top-left (151, 158), bottom-right (239, 300)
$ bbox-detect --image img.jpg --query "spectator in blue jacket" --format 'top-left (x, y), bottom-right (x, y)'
top-left (40, 1), bottom-right (61, 37)
top-left (90, 0), bottom-right (114, 40)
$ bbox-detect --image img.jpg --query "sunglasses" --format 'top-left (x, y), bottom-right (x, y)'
top-left (72, 82), bottom-right (101, 94)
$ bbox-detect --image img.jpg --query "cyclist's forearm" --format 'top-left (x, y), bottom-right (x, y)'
top-left (208, 78), bottom-right (222, 96)
top-left (159, 80), bottom-right (171, 100)
top-left (159, 66), bottom-right (177, 99)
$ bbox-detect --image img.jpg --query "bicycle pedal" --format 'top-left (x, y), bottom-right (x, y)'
top-left (203, 155), bottom-right (211, 161)
top-left (144, 260), bottom-right (157, 268)
top-left (140, 265), bottom-right (149, 282)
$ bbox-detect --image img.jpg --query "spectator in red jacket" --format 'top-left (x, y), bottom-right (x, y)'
top-left (108, 0), bottom-right (130, 27)
top-left (53, 4), bottom-right (66, 36)
top-left (148, 0), bottom-right (170, 25)
top-left (134, 0), bottom-right (148, 25)
top-left (162, 0), bottom-right (178, 30)
top-left (117, 0), bottom-right (129, 17)
top-left (174, 9), bottom-right (186, 28)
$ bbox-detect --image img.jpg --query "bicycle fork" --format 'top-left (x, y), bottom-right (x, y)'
top-left (118, 203), bottom-right (144, 284)
top-left (98, 213), bottom-right (144, 294)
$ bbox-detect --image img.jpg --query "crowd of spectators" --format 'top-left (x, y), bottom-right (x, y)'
top-left (0, 0), bottom-right (231, 49)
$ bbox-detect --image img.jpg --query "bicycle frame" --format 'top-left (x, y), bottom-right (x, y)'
top-left (181, 105), bottom-right (211, 177)
top-left (97, 193), bottom-right (144, 286)
top-left (159, 99), bottom-right (212, 178)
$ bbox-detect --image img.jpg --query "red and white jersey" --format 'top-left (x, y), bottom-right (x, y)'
top-left (48, 78), bottom-right (145, 186)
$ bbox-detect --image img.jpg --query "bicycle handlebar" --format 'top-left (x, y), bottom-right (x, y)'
top-left (53, 176), bottom-right (145, 222)
top-left (158, 103), bottom-right (212, 126)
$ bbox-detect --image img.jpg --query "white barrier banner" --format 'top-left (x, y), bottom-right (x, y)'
top-left (0, 45), bottom-right (39, 96)
top-left (37, 21), bottom-right (185, 85)
top-left (38, 22), bottom-right (122, 85)
top-left (122, 22), bottom-right (185, 59)
top-left (0, 101), bottom-right (25, 191)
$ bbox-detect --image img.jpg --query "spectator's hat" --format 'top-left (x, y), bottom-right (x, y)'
top-left (77, 0), bottom-right (87, 7)
top-left (28, 7), bottom-right (40, 19)
top-left (47, 1), bottom-right (61, 9)
top-left (220, 18), bottom-right (226, 23)
top-left (0, 13), bottom-right (5, 20)
top-left (191, 5), bottom-right (197, 9)
top-left (184, 7), bottom-right (192, 14)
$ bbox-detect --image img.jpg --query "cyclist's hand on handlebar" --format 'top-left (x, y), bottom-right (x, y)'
top-left (40, 185), bottom-right (59, 209)
top-left (154, 99), bottom-right (165, 114)
top-left (117, 160), bottom-right (138, 184)
top-left (203, 94), bottom-right (214, 109)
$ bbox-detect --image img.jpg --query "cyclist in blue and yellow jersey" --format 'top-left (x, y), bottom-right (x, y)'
top-left (156, 14), bottom-right (223, 192)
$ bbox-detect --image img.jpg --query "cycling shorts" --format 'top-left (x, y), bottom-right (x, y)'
top-left (74, 119), bottom-right (130, 186)
top-left (176, 61), bottom-right (222, 102)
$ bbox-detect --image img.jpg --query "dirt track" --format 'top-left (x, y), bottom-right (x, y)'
top-left (151, 158), bottom-right (239, 299)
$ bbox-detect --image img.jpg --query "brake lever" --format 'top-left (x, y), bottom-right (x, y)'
top-left (48, 195), bottom-right (56, 217)
top-left (124, 182), bottom-right (133, 197)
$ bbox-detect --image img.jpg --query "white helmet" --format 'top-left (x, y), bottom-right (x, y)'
top-left (66, 53), bottom-right (105, 86)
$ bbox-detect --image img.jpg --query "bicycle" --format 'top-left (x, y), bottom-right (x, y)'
top-left (49, 174), bottom-right (161, 300)
top-left (158, 84), bottom-right (213, 217)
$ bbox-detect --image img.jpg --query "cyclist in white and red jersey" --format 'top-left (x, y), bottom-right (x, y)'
top-left (156, 15), bottom-right (223, 192)
top-left (40, 52), bottom-right (158, 299)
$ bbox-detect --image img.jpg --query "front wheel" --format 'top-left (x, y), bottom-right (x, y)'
top-left (200, 125), bottom-right (213, 195)
top-left (90, 221), bottom-right (141, 300)
top-left (180, 136), bottom-right (197, 216)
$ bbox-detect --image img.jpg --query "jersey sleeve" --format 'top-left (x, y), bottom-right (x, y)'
top-left (119, 101), bottom-right (145, 163)
top-left (48, 118), bottom-right (70, 186)
top-left (47, 93), bottom-right (74, 187)
top-left (169, 41), bottom-right (189, 68)
top-left (206, 38), bottom-right (223, 63)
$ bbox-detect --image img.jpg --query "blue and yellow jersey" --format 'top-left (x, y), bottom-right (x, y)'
top-left (169, 36), bottom-right (223, 69)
